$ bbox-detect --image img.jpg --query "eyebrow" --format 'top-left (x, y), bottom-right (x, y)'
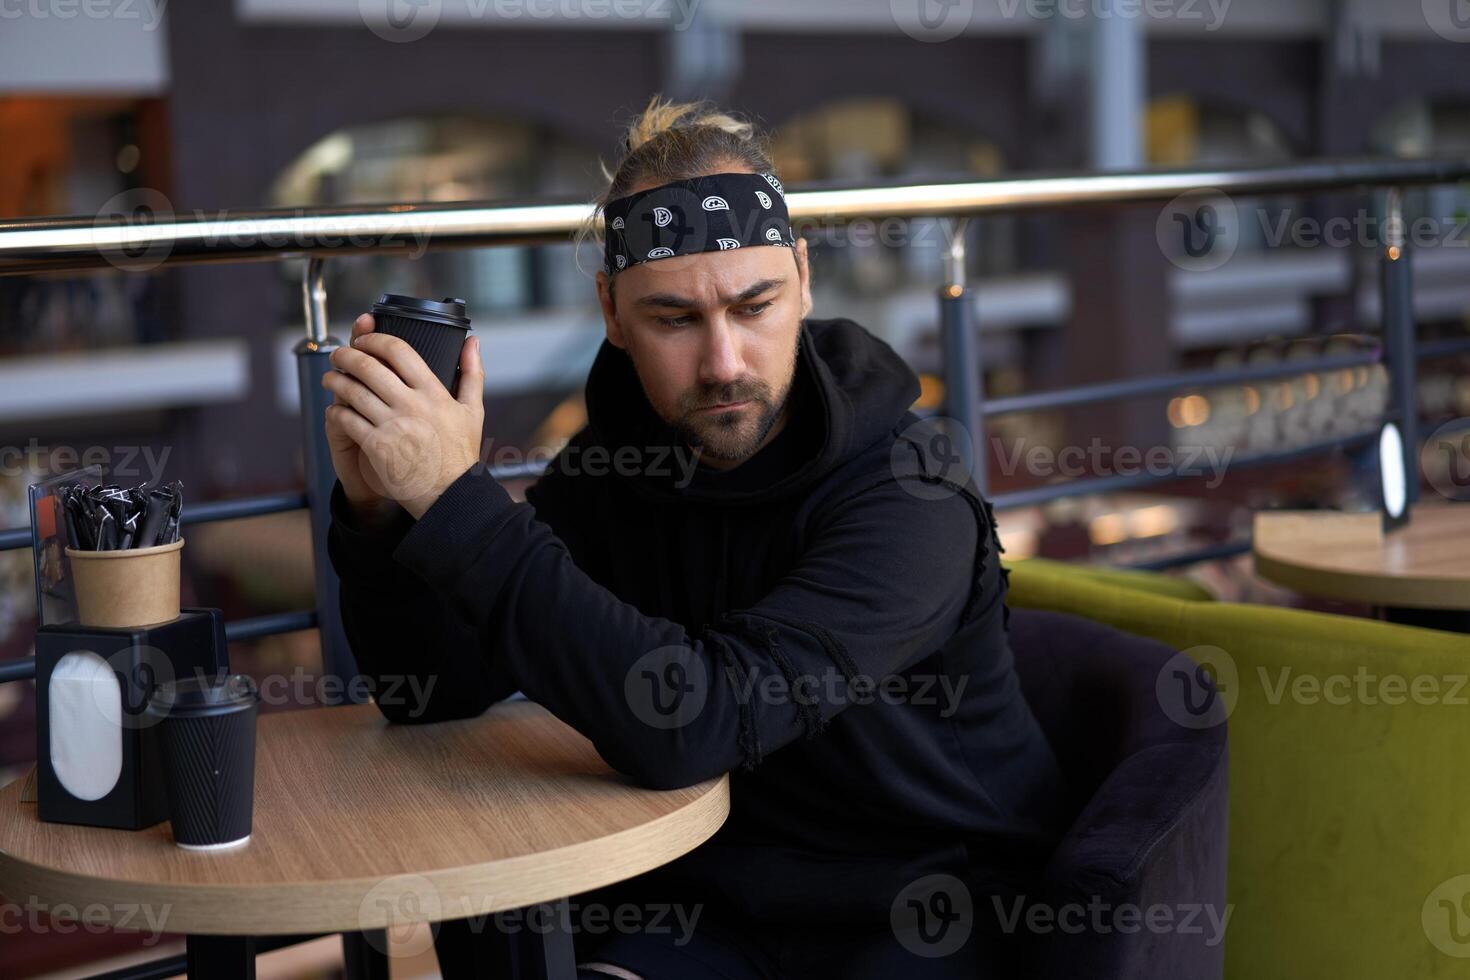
top-left (635, 277), bottom-right (786, 310)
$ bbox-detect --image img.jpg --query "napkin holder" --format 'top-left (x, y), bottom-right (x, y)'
top-left (35, 608), bottom-right (230, 830)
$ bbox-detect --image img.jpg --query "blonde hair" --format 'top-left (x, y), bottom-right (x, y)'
top-left (575, 94), bottom-right (777, 278)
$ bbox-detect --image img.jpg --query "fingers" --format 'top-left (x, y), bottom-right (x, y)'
top-left (322, 402), bottom-right (352, 449)
top-left (352, 313), bottom-right (375, 342)
top-left (328, 343), bottom-right (415, 406)
top-left (457, 334), bottom-right (484, 410)
top-left (325, 403), bottom-right (373, 444)
top-left (349, 332), bottom-right (441, 391)
top-left (322, 366), bottom-right (395, 424)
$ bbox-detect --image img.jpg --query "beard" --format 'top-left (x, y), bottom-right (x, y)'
top-left (673, 377), bottom-right (791, 462)
top-left (629, 330), bottom-right (799, 464)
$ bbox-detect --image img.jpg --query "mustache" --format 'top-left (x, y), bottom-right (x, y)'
top-left (684, 380), bottom-right (770, 411)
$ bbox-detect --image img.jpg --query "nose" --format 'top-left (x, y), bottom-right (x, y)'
top-left (699, 316), bottom-right (745, 388)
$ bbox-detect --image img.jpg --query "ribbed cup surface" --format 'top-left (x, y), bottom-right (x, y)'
top-left (373, 312), bottom-right (469, 393)
top-left (158, 706), bottom-right (256, 847)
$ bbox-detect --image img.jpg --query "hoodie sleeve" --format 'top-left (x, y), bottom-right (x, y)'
top-left (387, 464), bottom-right (988, 791)
top-left (326, 479), bottom-right (519, 723)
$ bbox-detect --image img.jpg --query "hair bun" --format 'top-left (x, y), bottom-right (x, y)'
top-left (622, 94), bottom-right (754, 153)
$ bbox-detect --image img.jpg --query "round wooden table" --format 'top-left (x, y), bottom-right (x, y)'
top-left (0, 700), bottom-right (730, 978)
top-left (1253, 505), bottom-right (1470, 629)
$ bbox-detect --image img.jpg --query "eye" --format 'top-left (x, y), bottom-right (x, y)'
top-left (740, 301), bottom-right (774, 317)
top-left (655, 314), bottom-right (693, 328)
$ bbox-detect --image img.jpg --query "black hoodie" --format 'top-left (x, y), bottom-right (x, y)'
top-left (326, 316), bottom-right (1068, 926)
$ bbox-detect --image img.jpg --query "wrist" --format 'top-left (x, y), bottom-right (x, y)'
top-left (403, 456), bottom-right (480, 521)
top-left (345, 495), bottom-right (403, 531)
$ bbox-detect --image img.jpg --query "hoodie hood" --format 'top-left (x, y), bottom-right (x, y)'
top-left (581, 317), bottom-right (921, 505)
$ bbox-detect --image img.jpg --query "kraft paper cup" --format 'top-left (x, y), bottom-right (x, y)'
top-left (65, 538), bottom-right (184, 629)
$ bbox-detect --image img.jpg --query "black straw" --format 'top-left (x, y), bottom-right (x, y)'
top-left (58, 480), bottom-right (184, 551)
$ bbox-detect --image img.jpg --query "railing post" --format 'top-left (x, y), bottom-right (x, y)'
top-left (294, 256), bottom-right (359, 703)
top-left (1380, 187), bottom-right (1420, 510)
top-left (939, 218), bottom-right (987, 494)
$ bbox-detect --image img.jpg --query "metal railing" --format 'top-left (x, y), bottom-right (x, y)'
top-left (0, 155), bottom-right (1467, 688)
top-left (3, 156), bottom-right (1466, 275)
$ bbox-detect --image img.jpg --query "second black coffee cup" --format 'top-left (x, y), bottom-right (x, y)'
top-left (369, 294), bottom-right (473, 394)
top-left (146, 673), bottom-right (259, 851)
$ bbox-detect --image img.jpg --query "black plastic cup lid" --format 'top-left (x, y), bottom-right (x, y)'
top-left (371, 293), bottom-right (471, 330)
top-left (147, 673), bottom-right (258, 718)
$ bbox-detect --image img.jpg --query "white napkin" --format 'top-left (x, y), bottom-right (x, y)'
top-left (48, 650), bottom-right (123, 802)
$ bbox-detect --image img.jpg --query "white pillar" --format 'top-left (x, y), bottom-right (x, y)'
top-left (664, 10), bottom-right (741, 102)
top-left (1089, 1), bottom-right (1145, 170)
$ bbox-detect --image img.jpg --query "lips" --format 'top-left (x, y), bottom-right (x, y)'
top-left (702, 400), bottom-right (749, 412)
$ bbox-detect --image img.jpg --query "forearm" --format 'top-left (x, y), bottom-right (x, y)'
top-left (326, 479), bottom-right (515, 723)
top-left (393, 468), bottom-right (977, 789)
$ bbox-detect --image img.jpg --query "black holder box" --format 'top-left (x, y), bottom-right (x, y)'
top-left (35, 608), bottom-right (229, 830)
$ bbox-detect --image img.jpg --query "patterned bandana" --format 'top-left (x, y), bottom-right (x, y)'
top-left (602, 171), bottom-right (796, 275)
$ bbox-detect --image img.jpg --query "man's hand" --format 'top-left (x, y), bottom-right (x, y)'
top-left (322, 313), bottom-right (485, 521)
top-left (323, 317), bottom-right (397, 528)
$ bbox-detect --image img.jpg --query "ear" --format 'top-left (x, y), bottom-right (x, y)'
top-left (793, 237), bottom-right (813, 320)
top-left (596, 270), bottom-right (626, 349)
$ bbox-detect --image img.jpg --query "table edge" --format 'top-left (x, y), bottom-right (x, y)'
top-left (0, 774), bottom-right (730, 936)
top-left (1253, 548), bottom-right (1470, 610)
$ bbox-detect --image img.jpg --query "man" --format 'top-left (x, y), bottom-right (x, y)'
top-left (323, 164), bottom-right (1067, 979)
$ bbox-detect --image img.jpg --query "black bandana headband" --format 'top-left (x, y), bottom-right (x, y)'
top-left (602, 171), bottom-right (796, 275)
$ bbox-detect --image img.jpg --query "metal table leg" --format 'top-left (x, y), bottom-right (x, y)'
top-left (342, 930), bottom-right (392, 980)
top-left (432, 898), bottom-right (577, 980)
top-left (511, 899), bottom-right (577, 980)
top-left (185, 934), bottom-right (255, 980)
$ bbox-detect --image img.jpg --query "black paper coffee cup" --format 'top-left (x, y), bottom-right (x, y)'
top-left (370, 294), bottom-right (473, 394)
top-left (146, 674), bottom-right (258, 851)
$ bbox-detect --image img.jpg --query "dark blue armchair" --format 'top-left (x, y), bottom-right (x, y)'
top-left (1006, 608), bottom-right (1230, 980)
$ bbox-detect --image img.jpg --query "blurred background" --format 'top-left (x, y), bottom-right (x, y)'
top-left (1, 0), bottom-right (1469, 975)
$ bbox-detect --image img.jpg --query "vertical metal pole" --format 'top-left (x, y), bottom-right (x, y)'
top-left (940, 218), bottom-right (987, 494)
top-left (1380, 187), bottom-right (1420, 509)
top-left (1089, 0), bottom-right (1145, 170)
top-left (294, 256), bottom-right (358, 701)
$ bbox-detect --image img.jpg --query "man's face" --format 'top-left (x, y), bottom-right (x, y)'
top-left (597, 234), bottom-right (813, 467)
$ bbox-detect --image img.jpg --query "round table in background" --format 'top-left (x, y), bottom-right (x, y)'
top-left (1253, 505), bottom-right (1470, 631)
top-left (0, 700), bottom-right (730, 979)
